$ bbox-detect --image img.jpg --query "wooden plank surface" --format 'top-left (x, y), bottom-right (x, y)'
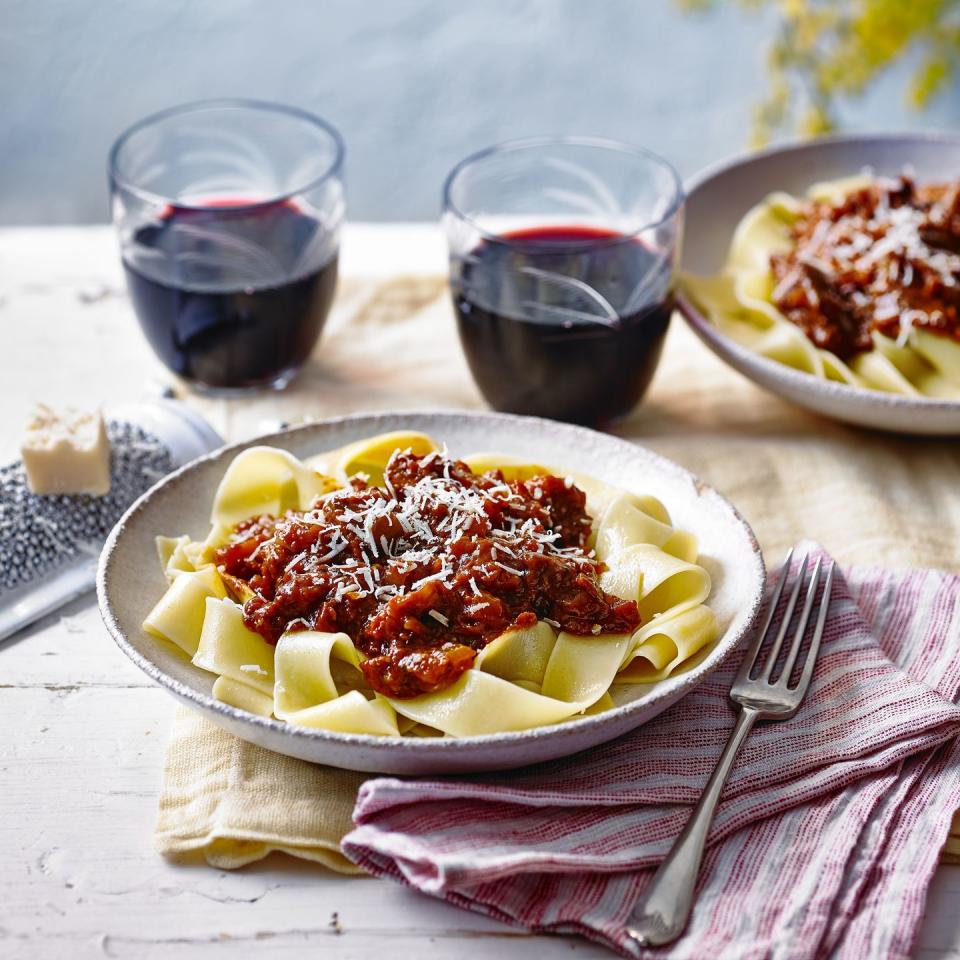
top-left (2, 224), bottom-right (959, 959)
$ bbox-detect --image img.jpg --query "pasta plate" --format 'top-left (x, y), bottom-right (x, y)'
top-left (678, 132), bottom-right (960, 435)
top-left (98, 411), bottom-right (765, 773)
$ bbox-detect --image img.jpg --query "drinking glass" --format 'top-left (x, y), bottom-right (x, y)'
top-left (110, 99), bottom-right (345, 393)
top-left (443, 137), bottom-right (683, 426)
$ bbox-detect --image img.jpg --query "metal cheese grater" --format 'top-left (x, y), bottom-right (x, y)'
top-left (0, 399), bottom-right (222, 642)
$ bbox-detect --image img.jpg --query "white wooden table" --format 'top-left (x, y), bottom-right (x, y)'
top-left (3, 224), bottom-right (960, 959)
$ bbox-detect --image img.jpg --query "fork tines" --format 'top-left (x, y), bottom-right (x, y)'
top-left (734, 548), bottom-right (835, 700)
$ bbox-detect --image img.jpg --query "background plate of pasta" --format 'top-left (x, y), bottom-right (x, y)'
top-left (678, 132), bottom-right (960, 435)
top-left (97, 411), bottom-right (765, 774)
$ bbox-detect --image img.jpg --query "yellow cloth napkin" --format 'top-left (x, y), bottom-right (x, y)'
top-left (157, 703), bottom-right (960, 872)
top-left (155, 708), bottom-right (365, 873)
top-left (158, 275), bottom-right (960, 871)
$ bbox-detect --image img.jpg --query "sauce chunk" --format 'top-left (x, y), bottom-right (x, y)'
top-left (770, 174), bottom-right (960, 360)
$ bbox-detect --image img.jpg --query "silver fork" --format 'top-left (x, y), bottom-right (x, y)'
top-left (625, 549), bottom-right (834, 948)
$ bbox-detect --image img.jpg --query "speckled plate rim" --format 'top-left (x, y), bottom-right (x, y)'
top-left (678, 131), bottom-right (960, 421)
top-left (684, 128), bottom-right (960, 197)
top-left (97, 409), bottom-right (766, 758)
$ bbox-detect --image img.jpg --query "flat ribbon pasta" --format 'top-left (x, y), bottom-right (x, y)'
top-left (145, 434), bottom-right (722, 737)
top-left (155, 534), bottom-right (196, 580)
top-left (379, 621), bottom-right (631, 736)
top-left (596, 493), bottom-right (697, 564)
top-left (307, 431), bottom-right (438, 487)
top-left (272, 631), bottom-right (399, 736)
top-left (143, 565), bottom-right (226, 656)
top-left (210, 446), bottom-right (339, 530)
top-left (600, 543), bottom-right (711, 623)
top-left (193, 597), bottom-right (275, 698)
top-left (282, 691), bottom-right (399, 736)
top-left (274, 630), bottom-right (365, 717)
top-left (273, 621), bottom-right (632, 737)
top-left (912, 329), bottom-right (960, 391)
top-left (618, 605), bottom-right (719, 683)
top-left (566, 470), bottom-right (670, 527)
top-left (476, 620), bottom-right (558, 686)
top-left (211, 676), bottom-right (275, 717)
top-left (682, 177), bottom-right (960, 398)
top-left (541, 631), bottom-right (634, 704)
top-left (462, 453), bottom-right (550, 482)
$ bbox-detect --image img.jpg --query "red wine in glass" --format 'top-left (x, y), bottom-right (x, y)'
top-left (123, 198), bottom-right (337, 391)
top-left (451, 225), bottom-right (672, 427)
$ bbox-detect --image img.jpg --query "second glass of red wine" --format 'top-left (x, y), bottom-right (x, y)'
top-left (110, 99), bottom-right (345, 393)
top-left (443, 137), bottom-right (683, 427)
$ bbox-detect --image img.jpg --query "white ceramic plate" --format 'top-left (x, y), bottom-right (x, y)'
top-left (97, 411), bottom-right (765, 774)
top-left (679, 132), bottom-right (960, 435)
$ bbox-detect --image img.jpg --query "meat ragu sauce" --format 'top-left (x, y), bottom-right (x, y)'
top-left (214, 450), bottom-right (640, 699)
top-left (770, 174), bottom-right (960, 360)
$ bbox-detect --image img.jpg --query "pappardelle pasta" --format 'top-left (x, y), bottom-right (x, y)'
top-left (143, 431), bottom-right (719, 737)
top-left (682, 173), bottom-right (960, 398)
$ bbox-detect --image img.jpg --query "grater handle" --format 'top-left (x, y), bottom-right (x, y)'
top-left (0, 558), bottom-right (98, 642)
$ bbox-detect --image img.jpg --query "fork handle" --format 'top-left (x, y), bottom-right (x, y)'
top-left (626, 705), bottom-right (760, 947)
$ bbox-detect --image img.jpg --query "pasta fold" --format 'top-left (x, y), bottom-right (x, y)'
top-left (595, 493), bottom-right (697, 563)
top-left (600, 543), bottom-right (711, 622)
top-left (193, 597), bottom-right (275, 696)
top-left (273, 630), bottom-right (365, 717)
top-left (143, 565), bottom-right (226, 656)
top-left (309, 430), bottom-right (438, 487)
top-left (211, 446), bottom-right (338, 530)
top-left (619, 605), bottom-right (720, 683)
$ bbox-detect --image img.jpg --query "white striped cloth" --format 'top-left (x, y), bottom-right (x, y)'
top-left (342, 543), bottom-right (960, 958)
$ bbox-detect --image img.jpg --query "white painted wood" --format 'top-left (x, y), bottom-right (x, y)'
top-left (1, 685), bottom-right (608, 959)
top-left (2, 224), bottom-right (959, 959)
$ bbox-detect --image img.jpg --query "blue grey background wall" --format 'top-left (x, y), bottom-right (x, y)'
top-left (2, 0), bottom-right (957, 225)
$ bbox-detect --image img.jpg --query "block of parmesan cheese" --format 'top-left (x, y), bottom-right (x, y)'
top-left (20, 405), bottom-right (112, 496)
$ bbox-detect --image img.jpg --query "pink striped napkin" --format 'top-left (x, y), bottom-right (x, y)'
top-left (342, 544), bottom-right (960, 959)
